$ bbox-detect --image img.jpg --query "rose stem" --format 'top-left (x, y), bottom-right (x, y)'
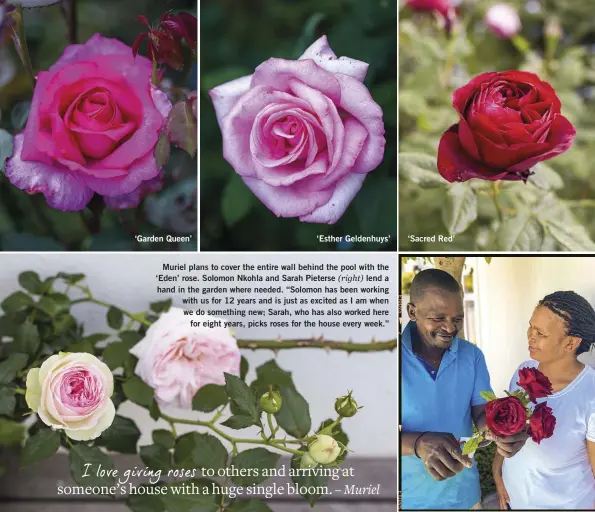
top-left (11, 6), bottom-right (35, 89)
top-left (60, 0), bottom-right (78, 45)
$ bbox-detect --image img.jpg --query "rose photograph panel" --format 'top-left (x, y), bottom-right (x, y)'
top-left (399, 0), bottom-right (595, 252)
top-left (0, 0), bottom-right (197, 251)
top-left (200, 0), bottom-right (396, 251)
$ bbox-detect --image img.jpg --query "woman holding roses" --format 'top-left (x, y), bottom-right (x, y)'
top-left (493, 291), bottom-right (595, 510)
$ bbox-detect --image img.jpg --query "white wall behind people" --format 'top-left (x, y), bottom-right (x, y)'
top-left (0, 253), bottom-right (397, 457)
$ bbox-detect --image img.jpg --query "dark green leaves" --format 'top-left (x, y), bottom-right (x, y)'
top-left (250, 359), bottom-right (295, 397)
top-left (35, 294), bottom-right (70, 317)
top-left (227, 500), bottom-right (274, 512)
top-left (290, 453), bottom-right (329, 506)
top-left (0, 353), bottom-right (28, 384)
top-left (0, 388), bottom-right (16, 416)
top-left (18, 272), bottom-right (43, 294)
top-left (123, 376), bottom-right (154, 407)
top-left (0, 129), bottom-right (13, 172)
top-left (165, 100), bottom-right (197, 157)
top-left (21, 429), bottom-right (61, 466)
top-left (274, 388), bottom-right (311, 439)
top-left (69, 445), bottom-right (116, 487)
top-left (152, 429), bottom-right (175, 450)
top-left (149, 299), bottom-right (172, 314)
top-left (174, 432), bottom-right (228, 472)
top-left (140, 444), bottom-right (172, 471)
top-left (13, 320), bottom-right (40, 356)
top-left (230, 448), bottom-right (280, 486)
top-left (107, 307), bottom-right (124, 330)
top-left (221, 415), bottom-right (257, 430)
top-left (192, 384), bottom-right (227, 412)
top-left (161, 479), bottom-right (218, 512)
top-left (222, 178), bottom-right (254, 228)
top-left (1, 291), bottom-right (33, 313)
top-left (0, 419), bottom-right (25, 446)
top-left (224, 373), bottom-right (260, 426)
top-left (98, 415), bottom-right (141, 454)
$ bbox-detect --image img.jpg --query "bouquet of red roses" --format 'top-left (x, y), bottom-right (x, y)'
top-left (461, 367), bottom-right (557, 455)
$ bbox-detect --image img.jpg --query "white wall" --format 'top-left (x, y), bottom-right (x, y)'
top-left (476, 257), bottom-right (595, 394)
top-left (0, 253), bottom-right (397, 457)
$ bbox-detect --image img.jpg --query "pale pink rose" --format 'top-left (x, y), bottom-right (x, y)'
top-left (209, 35), bottom-right (386, 224)
top-left (25, 352), bottom-right (115, 441)
top-left (129, 308), bottom-right (241, 409)
top-left (485, 4), bottom-right (521, 39)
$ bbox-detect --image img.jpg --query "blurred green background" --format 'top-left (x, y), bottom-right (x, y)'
top-left (200, 0), bottom-right (397, 251)
top-left (0, 0), bottom-right (197, 251)
top-left (399, 0), bottom-right (595, 251)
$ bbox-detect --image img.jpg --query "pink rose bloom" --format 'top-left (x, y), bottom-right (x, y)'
top-left (485, 4), bottom-right (521, 39)
top-left (129, 308), bottom-right (241, 409)
top-left (5, 34), bottom-right (171, 211)
top-left (209, 35), bottom-right (385, 224)
top-left (25, 352), bottom-right (115, 441)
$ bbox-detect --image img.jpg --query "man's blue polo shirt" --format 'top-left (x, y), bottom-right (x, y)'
top-left (401, 321), bottom-right (493, 509)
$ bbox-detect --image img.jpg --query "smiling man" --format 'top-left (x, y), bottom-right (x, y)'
top-left (401, 269), bottom-right (528, 509)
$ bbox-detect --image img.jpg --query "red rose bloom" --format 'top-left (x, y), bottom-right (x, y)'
top-left (438, 71), bottom-right (576, 182)
top-left (528, 402), bottom-right (556, 444)
top-left (517, 367), bottom-right (553, 403)
top-left (486, 396), bottom-right (527, 436)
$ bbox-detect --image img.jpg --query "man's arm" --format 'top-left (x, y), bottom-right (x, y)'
top-left (401, 431), bottom-right (426, 456)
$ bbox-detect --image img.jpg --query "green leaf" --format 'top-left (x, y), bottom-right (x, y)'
top-left (0, 418), bottom-right (25, 446)
top-left (83, 333), bottom-right (110, 345)
top-left (35, 294), bottom-right (70, 318)
top-left (224, 373), bottom-right (260, 425)
top-left (0, 129), bottom-right (13, 172)
top-left (18, 271), bottom-right (42, 294)
top-left (149, 299), bottom-right (172, 314)
top-left (119, 331), bottom-right (143, 345)
top-left (274, 387), bottom-right (311, 439)
top-left (497, 212), bottom-right (544, 251)
top-left (240, 357), bottom-right (249, 381)
top-left (0, 387), bottom-right (16, 416)
top-left (152, 429), bottom-right (175, 449)
top-left (0, 353), bottom-right (28, 384)
top-left (528, 164), bottom-right (564, 190)
top-left (107, 307), bottom-right (124, 330)
top-left (66, 339), bottom-right (94, 354)
top-left (290, 454), bottom-right (329, 505)
top-left (11, 101), bottom-right (30, 131)
top-left (140, 444), bottom-right (172, 471)
top-left (56, 273), bottom-right (86, 285)
top-left (1, 291), bottom-right (33, 313)
top-left (166, 100), bottom-right (197, 157)
top-left (480, 391), bottom-right (497, 403)
top-left (221, 178), bottom-right (254, 228)
top-left (536, 199), bottom-right (595, 251)
top-left (162, 479), bottom-right (218, 512)
top-left (442, 183), bottom-right (478, 235)
top-left (227, 500), bottom-right (274, 512)
top-left (123, 376), bottom-right (154, 407)
top-left (155, 132), bottom-right (171, 169)
top-left (127, 490), bottom-right (165, 512)
top-left (149, 399), bottom-right (161, 421)
top-left (230, 448), bottom-right (280, 486)
top-left (192, 384), bottom-right (227, 412)
top-left (399, 153), bottom-right (445, 187)
top-left (461, 434), bottom-right (482, 456)
top-left (13, 320), bottom-right (40, 356)
top-left (103, 342), bottom-right (131, 370)
top-left (221, 415), bottom-right (258, 430)
top-left (250, 359), bottom-right (295, 397)
top-left (21, 429), bottom-right (60, 467)
top-left (98, 415), bottom-right (141, 454)
top-left (174, 432), bottom-right (228, 471)
top-left (69, 445), bottom-right (115, 487)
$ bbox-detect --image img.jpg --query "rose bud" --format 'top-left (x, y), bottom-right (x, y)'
top-left (129, 308), bottom-right (241, 409)
top-left (528, 402), bottom-right (556, 444)
top-left (335, 391), bottom-right (360, 418)
top-left (308, 434), bottom-right (344, 465)
top-left (405, 0), bottom-right (456, 32)
top-left (438, 70), bottom-right (576, 182)
top-left (485, 4), bottom-right (521, 40)
top-left (485, 396), bottom-right (527, 436)
top-left (259, 391), bottom-right (282, 414)
top-left (517, 367), bottom-right (553, 403)
top-left (25, 352), bottom-right (115, 441)
top-left (300, 452), bottom-right (319, 470)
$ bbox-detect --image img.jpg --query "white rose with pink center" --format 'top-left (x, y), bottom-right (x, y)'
top-left (129, 308), bottom-right (241, 409)
top-left (25, 352), bottom-right (115, 441)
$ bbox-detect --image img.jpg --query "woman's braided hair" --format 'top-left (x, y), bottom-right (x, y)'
top-left (539, 291), bottom-right (595, 355)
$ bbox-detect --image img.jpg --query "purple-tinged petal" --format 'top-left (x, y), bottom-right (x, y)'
top-left (104, 173), bottom-right (163, 210)
top-left (5, 134), bottom-right (93, 211)
top-left (299, 173), bottom-right (366, 224)
top-left (209, 75), bottom-right (252, 128)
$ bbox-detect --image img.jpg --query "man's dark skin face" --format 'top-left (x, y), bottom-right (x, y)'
top-left (406, 287), bottom-right (464, 357)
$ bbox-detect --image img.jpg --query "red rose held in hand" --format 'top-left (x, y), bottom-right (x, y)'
top-left (528, 402), bottom-right (556, 444)
top-left (486, 396), bottom-right (527, 436)
top-left (438, 71), bottom-right (576, 182)
top-left (517, 367), bottom-right (553, 403)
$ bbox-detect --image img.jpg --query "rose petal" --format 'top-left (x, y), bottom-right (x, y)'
top-left (299, 173), bottom-right (366, 224)
top-left (5, 134), bottom-right (94, 211)
top-left (209, 74), bottom-right (252, 127)
top-left (299, 35), bottom-right (369, 83)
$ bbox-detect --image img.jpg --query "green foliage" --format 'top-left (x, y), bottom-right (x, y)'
top-left (201, 0), bottom-right (397, 250)
top-left (274, 388), bottom-right (311, 439)
top-left (476, 442), bottom-right (497, 498)
top-left (399, 3), bottom-right (595, 250)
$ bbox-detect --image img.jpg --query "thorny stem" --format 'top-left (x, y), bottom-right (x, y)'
top-left (70, 291), bottom-right (397, 352)
top-left (159, 412), bottom-right (304, 456)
